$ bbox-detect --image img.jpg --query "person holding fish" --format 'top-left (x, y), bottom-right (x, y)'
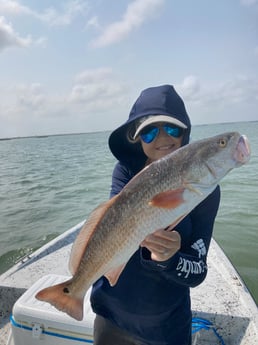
top-left (91, 84), bottom-right (221, 345)
top-left (36, 85), bottom-right (250, 343)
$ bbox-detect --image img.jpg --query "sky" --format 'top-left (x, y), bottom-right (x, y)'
top-left (0, 0), bottom-right (258, 138)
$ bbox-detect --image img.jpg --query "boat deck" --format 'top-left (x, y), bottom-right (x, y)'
top-left (0, 222), bottom-right (257, 344)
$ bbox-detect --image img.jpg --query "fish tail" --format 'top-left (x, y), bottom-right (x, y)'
top-left (35, 279), bottom-right (84, 321)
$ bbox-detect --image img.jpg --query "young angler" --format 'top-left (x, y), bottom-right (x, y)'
top-left (90, 84), bottom-right (221, 345)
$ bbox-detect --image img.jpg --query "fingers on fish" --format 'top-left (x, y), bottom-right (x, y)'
top-left (36, 280), bottom-right (84, 321)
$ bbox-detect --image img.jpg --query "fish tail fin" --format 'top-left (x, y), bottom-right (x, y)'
top-left (35, 280), bottom-right (84, 321)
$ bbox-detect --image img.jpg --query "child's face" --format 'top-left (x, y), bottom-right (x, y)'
top-left (140, 123), bottom-right (183, 162)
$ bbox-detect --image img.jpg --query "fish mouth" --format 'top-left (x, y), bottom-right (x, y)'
top-left (234, 135), bottom-right (251, 164)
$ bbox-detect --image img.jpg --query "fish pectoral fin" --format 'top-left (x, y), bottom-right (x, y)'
top-left (149, 187), bottom-right (185, 209)
top-left (105, 263), bottom-right (126, 287)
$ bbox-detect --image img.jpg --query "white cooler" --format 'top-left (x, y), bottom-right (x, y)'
top-left (9, 274), bottom-right (95, 345)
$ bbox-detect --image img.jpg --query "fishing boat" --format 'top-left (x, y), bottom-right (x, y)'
top-left (0, 220), bottom-right (257, 345)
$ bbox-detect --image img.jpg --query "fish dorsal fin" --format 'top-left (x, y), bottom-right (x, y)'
top-left (69, 195), bottom-right (119, 275)
top-left (149, 187), bottom-right (185, 209)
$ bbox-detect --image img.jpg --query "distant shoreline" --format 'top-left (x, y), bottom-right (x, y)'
top-left (0, 120), bottom-right (257, 141)
top-left (0, 135), bottom-right (49, 141)
top-left (0, 131), bottom-right (108, 141)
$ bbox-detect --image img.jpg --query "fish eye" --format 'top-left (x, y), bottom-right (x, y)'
top-left (219, 138), bottom-right (227, 147)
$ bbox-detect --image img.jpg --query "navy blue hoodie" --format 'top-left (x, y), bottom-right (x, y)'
top-left (90, 85), bottom-right (220, 345)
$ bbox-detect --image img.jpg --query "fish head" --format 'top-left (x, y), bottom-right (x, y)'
top-left (182, 132), bottom-right (251, 188)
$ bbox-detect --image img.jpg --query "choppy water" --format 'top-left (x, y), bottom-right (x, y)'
top-left (0, 122), bottom-right (257, 303)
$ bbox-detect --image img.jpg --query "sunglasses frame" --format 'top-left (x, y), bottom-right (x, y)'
top-left (139, 123), bottom-right (184, 144)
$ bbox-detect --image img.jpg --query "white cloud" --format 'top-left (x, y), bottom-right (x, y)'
top-left (2, 73), bottom-right (257, 138)
top-left (178, 75), bottom-right (258, 106)
top-left (37, 0), bottom-right (89, 27)
top-left (0, 16), bottom-right (31, 51)
top-left (176, 75), bottom-right (258, 123)
top-left (0, 0), bottom-right (33, 15)
top-left (0, 86), bottom-right (65, 137)
top-left (0, 69), bottom-right (129, 136)
top-left (75, 67), bottom-right (113, 84)
top-left (0, 0), bottom-right (89, 26)
top-left (177, 76), bottom-right (201, 100)
top-left (15, 83), bottom-right (46, 109)
top-left (69, 68), bottom-right (128, 111)
top-left (87, 16), bottom-right (100, 30)
top-left (91, 0), bottom-right (164, 48)
top-left (0, 83), bottom-right (48, 127)
top-left (0, 0), bottom-right (88, 52)
top-left (206, 77), bottom-right (258, 106)
top-left (34, 36), bottom-right (48, 48)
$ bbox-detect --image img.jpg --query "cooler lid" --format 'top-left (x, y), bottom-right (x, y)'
top-left (12, 274), bottom-right (95, 335)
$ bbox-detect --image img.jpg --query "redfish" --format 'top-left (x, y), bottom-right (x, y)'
top-left (36, 132), bottom-right (250, 320)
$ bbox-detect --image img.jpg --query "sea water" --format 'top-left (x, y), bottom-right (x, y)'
top-left (0, 121), bottom-right (257, 303)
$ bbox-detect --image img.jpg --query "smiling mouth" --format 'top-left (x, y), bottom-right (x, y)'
top-left (156, 145), bottom-right (175, 151)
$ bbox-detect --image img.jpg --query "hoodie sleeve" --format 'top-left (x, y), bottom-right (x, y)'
top-left (110, 162), bottom-right (135, 198)
top-left (140, 185), bottom-right (221, 287)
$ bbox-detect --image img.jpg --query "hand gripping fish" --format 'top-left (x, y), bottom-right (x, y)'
top-left (36, 132), bottom-right (251, 320)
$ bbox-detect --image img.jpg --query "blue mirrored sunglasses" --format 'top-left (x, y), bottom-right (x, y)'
top-left (140, 124), bottom-right (183, 144)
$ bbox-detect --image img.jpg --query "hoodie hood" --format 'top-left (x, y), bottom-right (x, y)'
top-left (108, 84), bottom-right (191, 168)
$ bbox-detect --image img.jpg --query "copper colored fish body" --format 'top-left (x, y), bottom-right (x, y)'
top-left (36, 132), bottom-right (250, 320)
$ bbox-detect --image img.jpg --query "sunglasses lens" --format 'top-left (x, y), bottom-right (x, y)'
top-left (139, 124), bottom-right (183, 143)
top-left (140, 126), bottom-right (159, 143)
top-left (164, 125), bottom-right (183, 138)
